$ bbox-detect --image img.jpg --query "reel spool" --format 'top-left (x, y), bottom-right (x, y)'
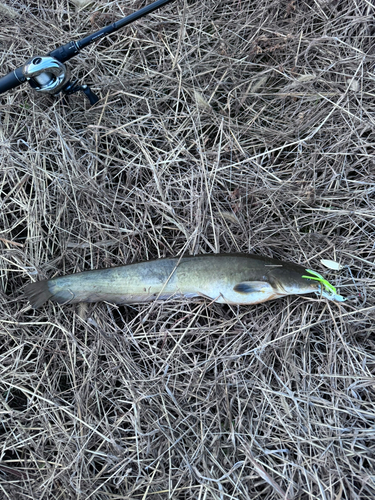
top-left (22, 56), bottom-right (70, 94)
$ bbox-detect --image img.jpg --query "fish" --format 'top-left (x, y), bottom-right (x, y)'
top-left (24, 253), bottom-right (346, 309)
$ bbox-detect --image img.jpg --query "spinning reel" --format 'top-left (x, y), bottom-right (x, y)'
top-left (0, 0), bottom-right (175, 106)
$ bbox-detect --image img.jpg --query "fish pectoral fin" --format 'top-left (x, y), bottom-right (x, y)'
top-left (233, 281), bottom-right (272, 294)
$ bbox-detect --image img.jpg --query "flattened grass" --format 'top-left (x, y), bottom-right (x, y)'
top-left (1, 0), bottom-right (374, 498)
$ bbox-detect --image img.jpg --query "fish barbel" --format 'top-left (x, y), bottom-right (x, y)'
top-left (24, 253), bottom-right (345, 308)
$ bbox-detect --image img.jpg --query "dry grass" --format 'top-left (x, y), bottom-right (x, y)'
top-left (1, 0), bottom-right (375, 498)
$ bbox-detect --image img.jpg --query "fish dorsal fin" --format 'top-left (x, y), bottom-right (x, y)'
top-left (233, 281), bottom-right (272, 294)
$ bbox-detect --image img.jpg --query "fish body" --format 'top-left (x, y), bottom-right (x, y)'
top-left (25, 253), bottom-right (344, 308)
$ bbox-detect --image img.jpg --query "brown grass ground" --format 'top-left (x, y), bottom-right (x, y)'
top-left (1, 0), bottom-right (374, 498)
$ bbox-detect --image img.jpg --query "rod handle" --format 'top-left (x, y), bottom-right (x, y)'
top-left (0, 67), bottom-right (25, 95)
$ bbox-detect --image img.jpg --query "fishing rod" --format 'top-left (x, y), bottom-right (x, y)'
top-left (0, 0), bottom-right (175, 105)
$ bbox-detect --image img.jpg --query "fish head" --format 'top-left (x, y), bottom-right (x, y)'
top-left (267, 266), bottom-right (320, 296)
top-left (267, 265), bottom-right (346, 302)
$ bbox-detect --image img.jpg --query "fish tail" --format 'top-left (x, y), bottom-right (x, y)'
top-left (24, 280), bottom-right (52, 308)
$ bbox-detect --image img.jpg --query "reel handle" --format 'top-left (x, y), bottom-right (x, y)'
top-left (81, 85), bottom-right (100, 105)
top-left (64, 81), bottom-right (100, 105)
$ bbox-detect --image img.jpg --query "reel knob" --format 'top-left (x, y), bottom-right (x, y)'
top-left (22, 56), bottom-right (70, 94)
